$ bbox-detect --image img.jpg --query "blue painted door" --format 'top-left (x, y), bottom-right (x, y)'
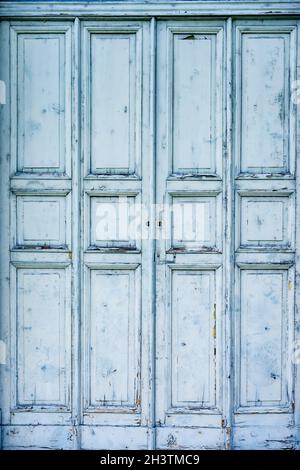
top-left (0, 11), bottom-right (299, 450)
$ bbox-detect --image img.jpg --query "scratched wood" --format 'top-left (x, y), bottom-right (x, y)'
top-left (0, 22), bottom-right (74, 436)
top-left (80, 20), bottom-right (153, 443)
top-left (232, 19), bottom-right (298, 449)
top-left (155, 19), bottom-right (225, 449)
top-left (0, 4), bottom-right (299, 450)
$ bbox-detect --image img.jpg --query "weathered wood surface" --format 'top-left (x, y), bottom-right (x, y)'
top-left (0, 3), bottom-right (299, 450)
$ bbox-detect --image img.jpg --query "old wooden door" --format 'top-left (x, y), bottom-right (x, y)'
top-left (0, 3), bottom-right (299, 450)
top-left (155, 17), bottom-right (299, 450)
top-left (0, 17), bottom-right (154, 450)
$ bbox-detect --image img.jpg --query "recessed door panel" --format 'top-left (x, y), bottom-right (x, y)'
top-left (14, 267), bottom-right (70, 407)
top-left (83, 26), bottom-right (142, 176)
top-left (171, 269), bottom-right (216, 409)
top-left (11, 25), bottom-right (72, 175)
top-left (237, 268), bottom-right (292, 409)
top-left (172, 33), bottom-right (220, 175)
top-left (235, 25), bottom-right (296, 176)
top-left (84, 266), bottom-right (141, 411)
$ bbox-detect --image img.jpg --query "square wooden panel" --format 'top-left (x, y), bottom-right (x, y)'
top-left (86, 193), bottom-right (141, 250)
top-left (13, 193), bottom-right (71, 249)
top-left (168, 193), bottom-right (222, 252)
top-left (237, 192), bottom-right (294, 250)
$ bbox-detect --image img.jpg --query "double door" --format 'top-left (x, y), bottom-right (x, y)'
top-left (0, 17), bottom-right (299, 449)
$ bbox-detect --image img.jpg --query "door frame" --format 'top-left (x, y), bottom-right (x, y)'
top-left (0, 1), bottom-right (300, 17)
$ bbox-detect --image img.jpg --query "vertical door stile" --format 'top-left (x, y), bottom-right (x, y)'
top-left (147, 16), bottom-right (157, 450)
top-left (294, 19), bottom-right (300, 450)
top-left (71, 17), bottom-right (81, 448)
top-left (224, 16), bottom-right (233, 450)
top-left (154, 18), bottom-right (166, 431)
top-left (0, 20), bottom-right (11, 439)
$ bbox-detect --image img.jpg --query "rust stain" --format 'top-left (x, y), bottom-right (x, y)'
top-left (212, 303), bottom-right (216, 338)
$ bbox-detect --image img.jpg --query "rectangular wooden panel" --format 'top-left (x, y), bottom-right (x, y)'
top-left (15, 266), bottom-right (70, 407)
top-left (236, 27), bottom-right (296, 175)
top-left (170, 29), bottom-right (223, 176)
top-left (84, 28), bottom-right (142, 176)
top-left (237, 192), bottom-right (294, 250)
top-left (14, 194), bottom-right (70, 248)
top-left (11, 26), bottom-right (71, 174)
top-left (237, 268), bottom-right (292, 410)
top-left (84, 266), bottom-right (141, 410)
top-left (170, 269), bottom-right (216, 409)
top-left (170, 193), bottom-right (222, 251)
top-left (88, 194), bottom-right (138, 249)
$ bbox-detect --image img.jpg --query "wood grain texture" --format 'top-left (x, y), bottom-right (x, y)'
top-left (0, 7), bottom-right (299, 450)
